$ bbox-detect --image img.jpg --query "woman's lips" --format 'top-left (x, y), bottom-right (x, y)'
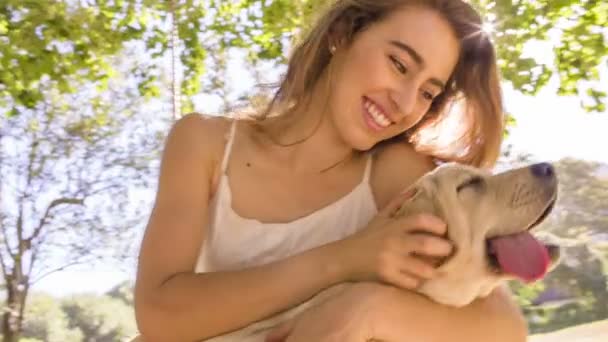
top-left (362, 97), bottom-right (392, 132)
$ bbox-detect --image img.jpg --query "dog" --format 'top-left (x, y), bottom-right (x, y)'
top-left (139, 162), bottom-right (560, 342)
top-left (395, 161), bottom-right (559, 307)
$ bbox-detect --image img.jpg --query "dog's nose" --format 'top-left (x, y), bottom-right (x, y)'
top-left (530, 162), bottom-right (555, 179)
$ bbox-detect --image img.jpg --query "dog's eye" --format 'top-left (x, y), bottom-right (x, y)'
top-left (457, 176), bottom-right (484, 193)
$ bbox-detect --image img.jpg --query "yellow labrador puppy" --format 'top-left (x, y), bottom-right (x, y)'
top-left (396, 162), bottom-right (559, 307)
top-left (138, 162), bottom-right (559, 342)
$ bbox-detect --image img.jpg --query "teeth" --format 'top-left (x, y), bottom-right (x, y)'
top-left (365, 100), bottom-right (391, 127)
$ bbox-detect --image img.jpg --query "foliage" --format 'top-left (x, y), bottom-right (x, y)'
top-left (475, 0), bottom-right (608, 112)
top-left (106, 280), bottom-right (134, 307)
top-left (2, 0), bottom-right (607, 116)
top-left (61, 294), bottom-right (137, 341)
top-left (0, 53), bottom-right (164, 341)
top-left (16, 289), bottom-right (137, 342)
top-left (0, 0), bottom-right (154, 114)
top-left (21, 293), bottom-right (82, 342)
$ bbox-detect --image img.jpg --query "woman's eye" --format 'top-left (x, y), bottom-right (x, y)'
top-left (456, 176), bottom-right (485, 193)
top-left (390, 56), bottom-right (407, 74)
top-left (422, 91), bottom-right (434, 101)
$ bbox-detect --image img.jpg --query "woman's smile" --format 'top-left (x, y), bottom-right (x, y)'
top-left (362, 96), bottom-right (393, 132)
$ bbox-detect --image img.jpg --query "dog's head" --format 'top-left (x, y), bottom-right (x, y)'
top-left (392, 162), bottom-right (559, 307)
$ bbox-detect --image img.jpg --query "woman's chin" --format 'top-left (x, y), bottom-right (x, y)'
top-left (349, 136), bottom-right (380, 152)
top-left (338, 123), bottom-right (387, 151)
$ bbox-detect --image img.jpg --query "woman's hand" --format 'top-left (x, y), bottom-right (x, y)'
top-left (337, 190), bottom-right (453, 290)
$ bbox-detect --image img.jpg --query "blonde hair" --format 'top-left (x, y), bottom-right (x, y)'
top-left (256, 0), bottom-right (504, 169)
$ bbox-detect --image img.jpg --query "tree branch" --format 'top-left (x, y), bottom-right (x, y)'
top-left (30, 256), bottom-right (97, 285)
top-left (0, 213), bottom-right (16, 262)
top-left (0, 127), bottom-right (7, 277)
top-left (28, 197), bottom-right (85, 243)
top-left (0, 242), bottom-right (7, 280)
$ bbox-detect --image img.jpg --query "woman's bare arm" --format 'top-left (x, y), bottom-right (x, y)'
top-left (268, 283), bottom-right (527, 342)
top-left (370, 284), bottom-right (528, 342)
top-left (134, 114), bottom-right (348, 341)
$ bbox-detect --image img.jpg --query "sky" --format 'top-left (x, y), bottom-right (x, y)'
top-left (32, 41), bottom-right (608, 298)
top-left (504, 81), bottom-right (608, 164)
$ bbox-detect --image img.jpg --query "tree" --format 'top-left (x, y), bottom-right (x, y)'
top-left (2, 0), bottom-right (607, 117)
top-left (0, 61), bottom-right (164, 341)
top-left (0, 0), bottom-right (156, 114)
top-left (20, 292), bottom-right (82, 342)
top-left (17, 290), bottom-right (137, 342)
top-left (61, 294), bottom-right (137, 342)
top-left (475, 0), bottom-right (608, 112)
top-left (105, 280), bottom-right (134, 307)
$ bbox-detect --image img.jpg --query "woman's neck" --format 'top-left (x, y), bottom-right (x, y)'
top-left (252, 77), bottom-right (356, 174)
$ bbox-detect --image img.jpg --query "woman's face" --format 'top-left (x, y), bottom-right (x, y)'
top-left (327, 5), bottom-right (460, 151)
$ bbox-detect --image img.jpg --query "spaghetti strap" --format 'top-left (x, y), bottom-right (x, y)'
top-left (220, 120), bottom-right (237, 174)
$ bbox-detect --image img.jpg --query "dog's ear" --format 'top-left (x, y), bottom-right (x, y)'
top-left (390, 186), bottom-right (438, 220)
top-left (390, 186), bottom-right (448, 269)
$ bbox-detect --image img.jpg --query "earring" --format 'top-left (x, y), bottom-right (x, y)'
top-left (330, 45), bottom-right (337, 54)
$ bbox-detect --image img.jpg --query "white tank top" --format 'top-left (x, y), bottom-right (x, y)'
top-left (195, 121), bottom-right (379, 272)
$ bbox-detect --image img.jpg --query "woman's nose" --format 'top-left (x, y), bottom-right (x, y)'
top-left (389, 85), bottom-right (417, 120)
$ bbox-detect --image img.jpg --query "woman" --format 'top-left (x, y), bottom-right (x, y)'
top-left (134, 0), bottom-right (526, 341)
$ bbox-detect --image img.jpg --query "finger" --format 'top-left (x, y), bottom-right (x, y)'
top-left (397, 213), bottom-right (447, 236)
top-left (378, 187), bottom-right (419, 217)
top-left (398, 255), bottom-right (439, 279)
top-left (404, 234), bottom-right (453, 258)
top-left (382, 268), bottom-right (423, 290)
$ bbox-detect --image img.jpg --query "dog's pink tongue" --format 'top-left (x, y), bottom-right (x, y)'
top-left (488, 232), bottom-right (550, 282)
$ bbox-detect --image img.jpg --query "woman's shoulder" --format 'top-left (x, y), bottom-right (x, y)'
top-left (164, 112), bottom-right (235, 178)
top-left (171, 111), bottom-right (233, 138)
top-left (370, 140), bottom-right (437, 209)
top-left (168, 112), bottom-right (234, 152)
